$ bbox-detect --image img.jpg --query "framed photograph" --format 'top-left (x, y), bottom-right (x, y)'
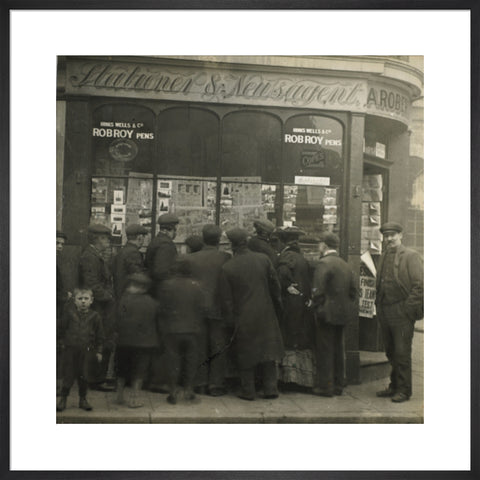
top-left (5, 4), bottom-right (476, 479)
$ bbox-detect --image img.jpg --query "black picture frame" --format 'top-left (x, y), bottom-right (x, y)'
top-left (1, 2), bottom-right (478, 479)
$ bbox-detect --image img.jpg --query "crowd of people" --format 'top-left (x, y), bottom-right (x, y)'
top-left (56, 215), bottom-right (423, 412)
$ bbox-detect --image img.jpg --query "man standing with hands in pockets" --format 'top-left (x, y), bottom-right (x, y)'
top-left (375, 222), bottom-right (424, 403)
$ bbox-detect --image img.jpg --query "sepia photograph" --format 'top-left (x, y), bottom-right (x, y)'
top-left (6, 7), bottom-right (474, 476)
top-left (55, 54), bottom-right (425, 424)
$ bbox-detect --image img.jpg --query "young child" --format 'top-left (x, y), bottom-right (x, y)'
top-left (115, 272), bottom-right (159, 408)
top-left (57, 288), bottom-right (104, 412)
top-left (157, 259), bottom-right (205, 404)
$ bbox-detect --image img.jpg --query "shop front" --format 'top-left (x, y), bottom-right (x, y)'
top-left (56, 56), bottom-right (423, 383)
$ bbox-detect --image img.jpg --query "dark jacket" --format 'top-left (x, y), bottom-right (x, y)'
top-left (116, 292), bottom-right (159, 348)
top-left (376, 244), bottom-right (424, 320)
top-left (157, 276), bottom-right (205, 335)
top-left (145, 233), bottom-right (178, 297)
top-left (112, 242), bottom-right (146, 300)
top-left (78, 245), bottom-right (114, 304)
top-left (276, 243), bottom-right (312, 348)
top-left (247, 235), bottom-right (278, 266)
top-left (220, 247), bottom-right (284, 369)
top-left (312, 252), bottom-right (358, 326)
top-left (57, 303), bottom-right (104, 353)
top-left (184, 246), bottom-right (232, 320)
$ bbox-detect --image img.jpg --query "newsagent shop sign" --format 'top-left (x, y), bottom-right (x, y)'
top-left (66, 60), bottom-right (411, 124)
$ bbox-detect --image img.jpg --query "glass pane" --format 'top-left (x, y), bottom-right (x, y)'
top-left (218, 177), bottom-right (281, 232)
top-left (283, 183), bottom-right (341, 260)
top-left (92, 104), bottom-right (155, 176)
top-left (155, 175), bottom-right (216, 244)
top-left (283, 115), bottom-right (344, 185)
top-left (90, 174), bottom-right (153, 249)
top-left (157, 108), bottom-right (219, 177)
top-left (222, 112), bottom-right (281, 182)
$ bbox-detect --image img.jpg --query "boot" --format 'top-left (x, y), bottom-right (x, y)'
top-left (116, 377), bottom-right (126, 405)
top-left (56, 396), bottom-right (67, 412)
top-left (127, 379), bottom-right (144, 408)
top-left (79, 397), bottom-right (93, 411)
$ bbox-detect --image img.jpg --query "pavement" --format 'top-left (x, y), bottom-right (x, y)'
top-left (56, 321), bottom-right (424, 424)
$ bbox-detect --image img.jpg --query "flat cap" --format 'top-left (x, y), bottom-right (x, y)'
top-left (226, 228), bottom-right (248, 245)
top-left (127, 272), bottom-right (152, 287)
top-left (157, 213), bottom-right (179, 226)
top-left (253, 219), bottom-right (275, 234)
top-left (56, 230), bottom-right (67, 239)
top-left (185, 235), bottom-right (204, 253)
top-left (87, 223), bottom-right (111, 235)
top-left (202, 224), bottom-right (222, 244)
top-left (319, 231), bottom-right (340, 249)
top-left (126, 224), bottom-right (149, 236)
top-left (275, 226), bottom-right (306, 239)
top-left (379, 222), bottom-right (403, 234)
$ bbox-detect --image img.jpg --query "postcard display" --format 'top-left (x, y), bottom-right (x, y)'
top-left (359, 174), bottom-right (383, 318)
top-left (90, 173), bottom-right (154, 246)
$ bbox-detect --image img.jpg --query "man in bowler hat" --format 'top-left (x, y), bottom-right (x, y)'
top-left (375, 222), bottom-right (423, 403)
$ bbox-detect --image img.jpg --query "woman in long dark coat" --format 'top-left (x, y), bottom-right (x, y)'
top-left (274, 227), bottom-right (315, 388)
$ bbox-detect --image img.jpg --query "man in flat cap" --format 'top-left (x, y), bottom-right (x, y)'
top-left (112, 224), bottom-right (148, 300)
top-left (311, 232), bottom-right (357, 397)
top-left (78, 223), bottom-right (116, 390)
top-left (220, 228), bottom-right (284, 401)
top-left (375, 222), bottom-right (424, 403)
top-left (145, 213), bottom-right (179, 297)
top-left (185, 224), bottom-right (232, 396)
top-left (145, 213), bottom-right (179, 391)
top-left (248, 219), bottom-right (277, 265)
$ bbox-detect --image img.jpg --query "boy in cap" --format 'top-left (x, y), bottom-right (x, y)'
top-left (220, 228), bottom-right (284, 401)
top-left (112, 223), bottom-right (148, 300)
top-left (157, 259), bottom-right (205, 404)
top-left (57, 287), bottom-right (104, 412)
top-left (115, 272), bottom-right (159, 408)
top-left (311, 232), bottom-right (357, 397)
top-left (375, 222), bottom-right (423, 403)
top-left (185, 224), bottom-right (232, 396)
top-left (78, 224), bottom-right (116, 391)
top-left (248, 219), bottom-right (277, 265)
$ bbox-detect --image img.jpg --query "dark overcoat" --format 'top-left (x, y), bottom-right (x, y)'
top-left (312, 252), bottom-right (358, 326)
top-left (78, 245), bottom-right (115, 340)
top-left (145, 233), bottom-right (178, 298)
top-left (247, 235), bottom-right (278, 266)
top-left (220, 247), bottom-right (284, 369)
top-left (276, 244), bottom-right (313, 348)
top-left (157, 276), bottom-right (205, 335)
top-left (112, 242), bottom-right (146, 300)
top-left (57, 303), bottom-right (104, 353)
top-left (184, 246), bottom-right (231, 320)
top-left (78, 245), bottom-right (114, 304)
top-left (116, 293), bottom-right (160, 348)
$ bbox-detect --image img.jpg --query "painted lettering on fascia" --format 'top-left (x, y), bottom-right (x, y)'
top-left (367, 87), bottom-right (409, 114)
top-left (69, 64), bottom-right (196, 94)
top-left (202, 73), bottom-right (364, 108)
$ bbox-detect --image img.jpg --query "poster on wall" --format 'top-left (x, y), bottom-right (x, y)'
top-left (359, 251), bottom-right (377, 318)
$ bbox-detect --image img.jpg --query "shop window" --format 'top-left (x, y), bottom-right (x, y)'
top-left (157, 107), bottom-right (219, 177)
top-left (283, 115), bottom-right (344, 185)
top-left (92, 104), bottom-right (155, 176)
top-left (221, 111), bottom-right (281, 183)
